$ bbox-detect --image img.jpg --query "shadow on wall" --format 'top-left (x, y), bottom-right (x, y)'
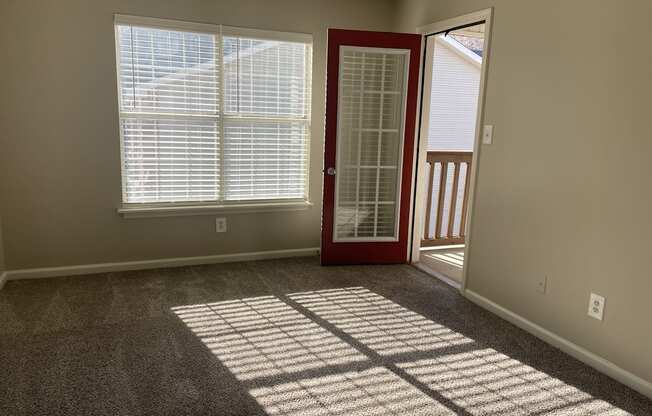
top-left (172, 287), bottom-right (633, 415)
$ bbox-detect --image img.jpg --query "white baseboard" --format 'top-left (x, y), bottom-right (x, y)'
top-left (464, 289), bottom-right (652, 400)
top-left (4, 247), bottom-right (320, 281)
top-left (0, 272), bottom-right (7, 290)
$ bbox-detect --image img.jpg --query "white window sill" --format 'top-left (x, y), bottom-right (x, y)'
top-left (118, 200), bottom-right (313, 219)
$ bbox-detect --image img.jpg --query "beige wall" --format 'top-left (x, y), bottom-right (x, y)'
top-left (0, 0), bottom-right (395, 269)
top-left (2, 0), bottom-right (650, 389)
top-left (396, 0), bottom-right (652, 384)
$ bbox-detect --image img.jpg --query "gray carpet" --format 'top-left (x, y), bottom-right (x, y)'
top-left (0, 257), bottom-right (650, 415)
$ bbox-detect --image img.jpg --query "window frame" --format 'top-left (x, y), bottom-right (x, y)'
top-left (113, 14), bottom-right (313, 217)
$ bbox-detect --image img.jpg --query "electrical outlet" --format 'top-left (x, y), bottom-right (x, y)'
top-left (215, 217), bottom-right (227, 233)
top-left (536, 275), bottom-right (547, 294)
top-left (588, 293), bottom-right (605, 321)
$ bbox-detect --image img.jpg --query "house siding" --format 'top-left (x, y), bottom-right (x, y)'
top-left (427, 36), bottom-right (480, 152)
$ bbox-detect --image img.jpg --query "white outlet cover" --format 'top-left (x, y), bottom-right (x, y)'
top-left (215, 217), bottom-right (227, 233)
top-left (588, 293), bottom-right (605, 321)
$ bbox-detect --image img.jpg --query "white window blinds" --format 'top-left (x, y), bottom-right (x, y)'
top-left (222, 36), bottom-right (310, 201)
top-left (115, 16), bottom-right (312, 205)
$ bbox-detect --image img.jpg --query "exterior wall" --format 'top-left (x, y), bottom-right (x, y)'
top-left (427, 36), bottom-right (481, 152)
top-left (396, 0), bottom-right (652, 384)
top-left (0, 0), bottom-right (395, 270)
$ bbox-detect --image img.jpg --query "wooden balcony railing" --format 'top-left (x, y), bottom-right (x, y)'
top-left (422, 151), bottom-right (473, 247)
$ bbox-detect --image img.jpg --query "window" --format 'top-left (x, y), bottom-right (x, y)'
top-left (114, 16), bottom-right (312, 208)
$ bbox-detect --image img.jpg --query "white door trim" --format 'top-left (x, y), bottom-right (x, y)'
top-left (410, 8), bottom-right (494, 293)
top-left (416, 8), bottom-right (492, 36)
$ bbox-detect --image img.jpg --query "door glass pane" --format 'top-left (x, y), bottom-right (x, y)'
top-left (334, 47), bottom-right (408, 240)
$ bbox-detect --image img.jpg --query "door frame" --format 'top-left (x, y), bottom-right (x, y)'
top-left (409, 8), bottom-right (494, 292)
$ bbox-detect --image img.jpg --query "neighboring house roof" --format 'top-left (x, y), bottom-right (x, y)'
top-left (447, 20), bottom-right (484, 58)
top-left (450, 34), bottom-right (484, 57)
top-left (438, 35), bottom-right (482, 68)
top-left (449, 23), bottom-right (484, 57)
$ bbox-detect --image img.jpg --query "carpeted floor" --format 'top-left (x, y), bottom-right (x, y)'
top-left (0, 257), bottom-right (650, 415)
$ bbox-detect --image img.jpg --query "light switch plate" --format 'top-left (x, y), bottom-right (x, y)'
top-left (536, 275), bottom-right (547, 294)
top-left (482, 125), bottom-right (494, 144)
top-left (588, 293), bottom-right (605, 321)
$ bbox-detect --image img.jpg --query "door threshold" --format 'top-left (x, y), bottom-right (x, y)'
top-left (413, 262), bottom-right (461, 289)
top-left (420, 244), bottom-right (465, 251)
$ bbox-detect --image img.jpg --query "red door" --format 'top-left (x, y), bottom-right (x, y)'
top-left (321, 29), bottom-right (422, 264)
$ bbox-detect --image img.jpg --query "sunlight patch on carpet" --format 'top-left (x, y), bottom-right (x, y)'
top-left (397, 349), bottom-right (631, 415)
top-left (172, 288), bottom-right (632, 415)
top-left (172, 295), bottom-right (367, 381)
top-left (288, 287), bottom-right (474, 356)
top-left (250, 367), bottom-right (452, 416)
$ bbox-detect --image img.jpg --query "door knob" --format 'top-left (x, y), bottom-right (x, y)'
top-left (326, 167), bottom-right (336, 176)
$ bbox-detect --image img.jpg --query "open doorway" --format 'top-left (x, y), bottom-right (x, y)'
top-left (411, 10), bottom-right (492, 288)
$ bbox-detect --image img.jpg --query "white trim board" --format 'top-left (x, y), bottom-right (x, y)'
top-left (417, 8), bottom-right (491, 36)
top-left (410, 8), bottom-right (494, 294)
top-left (0, 272), bottom-right (7, 290)
top-left (4, 247), bottom-right (320, 282)
top-left (464, 289), bottom-right (652, 400)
